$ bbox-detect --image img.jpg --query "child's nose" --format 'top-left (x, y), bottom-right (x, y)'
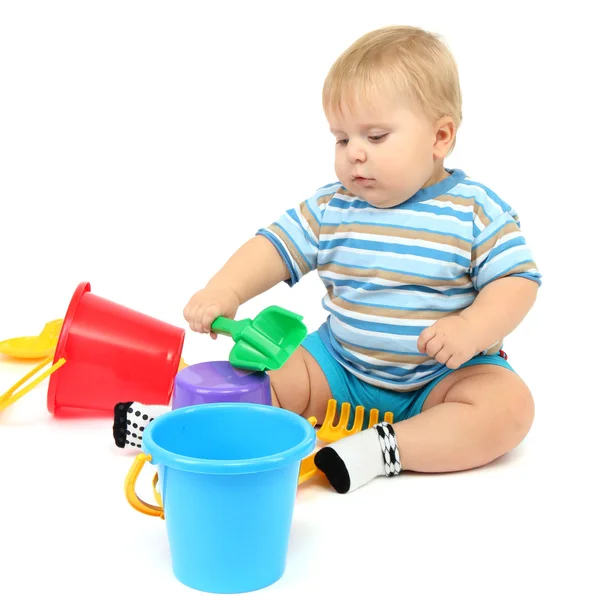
top-left (346, 140), bottom-right (367, 163)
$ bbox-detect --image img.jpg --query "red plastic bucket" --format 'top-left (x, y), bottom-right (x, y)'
top-left (0, 282), bottom-right (185, 416)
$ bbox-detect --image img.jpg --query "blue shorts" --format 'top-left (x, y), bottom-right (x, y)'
top-left (301, 328), bottom-right (515, 427)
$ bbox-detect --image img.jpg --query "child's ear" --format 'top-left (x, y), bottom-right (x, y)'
top-left (432, 117), bottom-right (456, 159)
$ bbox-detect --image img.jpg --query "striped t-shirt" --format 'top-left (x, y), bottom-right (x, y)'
top-left (257, 169), bottom-right (542, 391)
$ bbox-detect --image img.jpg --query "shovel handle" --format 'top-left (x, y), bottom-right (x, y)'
top-left (210, 316), bottom-right (251, 340)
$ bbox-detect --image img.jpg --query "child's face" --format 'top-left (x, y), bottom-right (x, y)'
top-left (326, 94), bottom-right (442, 208)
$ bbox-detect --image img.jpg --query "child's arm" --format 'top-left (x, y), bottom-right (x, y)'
top-left (183, 235), bottom-right (290, 335)
top-left (418, 201), bottom-right (542, 368)
top-left (460, 276), bottom-right (539, 353)
top-left (206, 235), bottom-right (290, 304)
top-left (417, 276), bottom-right (539, 369)
top-left (185, 185), bottom-right (332, 335)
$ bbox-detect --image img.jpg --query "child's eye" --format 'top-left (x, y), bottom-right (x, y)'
top-left (336, 139), bottom-right (348, 146)
top-left (369, 133), bottom-right (388, 142)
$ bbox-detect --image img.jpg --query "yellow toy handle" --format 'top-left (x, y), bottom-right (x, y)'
top-left (152, 471), bottom-right (163, 507)
top-left (124, 453), bottom-right (164, 519)
top-left (0, 356), bottom-right (66, 411)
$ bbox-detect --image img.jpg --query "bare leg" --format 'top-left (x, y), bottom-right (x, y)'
top-left (314, 363), bottom-right (535, 493)
top-left (267, 346), bottom-right (333, 423)
top-left (393, 364), bottom-right (535, 472)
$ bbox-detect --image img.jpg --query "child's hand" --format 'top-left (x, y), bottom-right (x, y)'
top-left (417, 314), bottom-right (481, 370)
top-left (183, 285), bottom-right (240, 339)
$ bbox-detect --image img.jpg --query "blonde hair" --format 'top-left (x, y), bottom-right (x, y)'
top-left (323, 25), bottom-right (462, 151)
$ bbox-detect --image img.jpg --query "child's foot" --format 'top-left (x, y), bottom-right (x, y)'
top-left (314, 422), bottom-right (402, 493)
top-left (112, 402), bottom-right (170, 449)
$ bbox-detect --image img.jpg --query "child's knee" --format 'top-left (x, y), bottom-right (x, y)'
top-left (268, 346), bottom-right (332, 420)
top-left (267, 349), bottom-right (312, 415)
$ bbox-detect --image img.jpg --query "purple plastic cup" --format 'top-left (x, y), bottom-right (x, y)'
top-left (172, 361), bottom-right (272, 409)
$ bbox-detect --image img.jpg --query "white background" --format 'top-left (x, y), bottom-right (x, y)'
top-left (1, 1), bottom-right (598, 598)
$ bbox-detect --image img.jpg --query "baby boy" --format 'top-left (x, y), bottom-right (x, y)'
top-left (180, 25), bottom-right (542, 493)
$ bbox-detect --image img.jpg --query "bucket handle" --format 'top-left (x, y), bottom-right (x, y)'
top-left (124, 453), bottom-right (164, 519)
top-left (151, 471), bottom-right (163, 507)
top-left (0, 356), bottom-right (66, 412)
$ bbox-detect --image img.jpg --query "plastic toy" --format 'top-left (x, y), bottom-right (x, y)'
top-left (0, 282), bottom-right (185, 415)
top-left (0, 356), bottom-right (66, 411)
top-left (172, 360), bottom-right (272, 409)
top-left (317, 398), bottom-right (394, 444)
top-left (148, 418), bottom-right (318, 504)
top-left (0, 319), bottom-right (63, 359)
top-left (124, 402), bottom-right (316, 594)
top-left (210, 306), bottom-right (307, 371)
top-left (297, 399), bottom-right (394, 484)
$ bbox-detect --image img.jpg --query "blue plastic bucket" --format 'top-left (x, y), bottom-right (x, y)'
top-left (124, 402), bottom-right (316, 594)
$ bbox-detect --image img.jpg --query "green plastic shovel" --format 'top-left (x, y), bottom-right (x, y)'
top-left (210, 306), bottom-right (308, 371)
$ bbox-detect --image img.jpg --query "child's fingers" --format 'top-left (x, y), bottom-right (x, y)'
top-left (188, 306), bottom-right (204, 333)
top-left (433, 348), bottom-right (451, 365)
top-left (417, 325), bottom-right (435, 353)
top-left (201, 305), bottom-right (220, 334)
top-left (423, 334), bottom-right (443, 357)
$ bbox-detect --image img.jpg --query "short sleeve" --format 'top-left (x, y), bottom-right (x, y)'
top-left (256, 185), bottom-right (336, 286)
top-left (471, 211), bottom-right (542, 291)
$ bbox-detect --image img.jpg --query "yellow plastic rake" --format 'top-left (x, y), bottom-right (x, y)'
top-left (298, 399), bottom-right (394, 484)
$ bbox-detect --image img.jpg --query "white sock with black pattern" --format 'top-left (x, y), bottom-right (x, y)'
top-left (314, 422), bottom-right (402, 493)
top-left (112, 401), bottom-right (170, 449)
